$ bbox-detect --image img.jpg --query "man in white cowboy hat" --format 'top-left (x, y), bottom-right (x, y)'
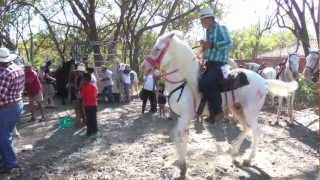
top-left (197, 7), bottom-right (232, 123)
top-left (0, 47), bottom-right (25, 173)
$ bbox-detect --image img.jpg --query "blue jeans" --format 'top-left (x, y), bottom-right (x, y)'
top-left (0, 101), bottom-right (23, 168)
top-left (103, 85), bottom-right (114, 103)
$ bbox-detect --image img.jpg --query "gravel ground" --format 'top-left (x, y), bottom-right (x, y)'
top-left (1, 98), bottom-right (318, 180)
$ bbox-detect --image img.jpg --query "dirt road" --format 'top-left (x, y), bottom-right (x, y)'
top-left (2, 99), bottom-right (318, 180)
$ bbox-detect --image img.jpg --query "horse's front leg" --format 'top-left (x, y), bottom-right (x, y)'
top-left (275, 97), bottom-right (283, 125)
top-left (174, 116), bottom-right (189, 178)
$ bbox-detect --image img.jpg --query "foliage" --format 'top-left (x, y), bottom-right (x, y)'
top-left (295, 76), bottom-right (317, 108)
top-left (231, 27), bottom-right (296, 60)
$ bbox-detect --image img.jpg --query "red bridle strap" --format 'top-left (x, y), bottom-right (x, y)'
top-left (146, 41), bottom-right (171, 69)
top-left (160, 69), bottom-right (185, 84)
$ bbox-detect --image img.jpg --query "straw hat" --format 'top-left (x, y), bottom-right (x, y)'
top-left (199, 8), bottom-right (214, 19)
top-left (76, 63), bottom-right (86, 72)
top-left (0, 47), bottom-right (18, 63)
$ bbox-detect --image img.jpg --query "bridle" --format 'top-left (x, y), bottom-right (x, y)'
top-left (145, 39), bottom-right (184, 84)
top-left (143, 34), bottom-right (198, 118)
top-left (305, 51), bottom-right (319, 76)
top-left (276, 54), bottom-right (298, 79)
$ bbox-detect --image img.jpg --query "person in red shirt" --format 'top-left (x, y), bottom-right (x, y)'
top-left (80, 73), bottom-right (98, 136)
top-left (25, 64), bottom-right (46, 122)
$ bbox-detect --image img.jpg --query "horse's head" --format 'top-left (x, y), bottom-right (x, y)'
top-left (287, 53), bottom-right (300, 80)
top-left (143, 31), bottom-right (183, 75)
top-left (303, 49), bottom-right (319, 82)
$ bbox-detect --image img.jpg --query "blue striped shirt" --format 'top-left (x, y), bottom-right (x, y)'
top-left (205, 24), bottom-right (232, 63)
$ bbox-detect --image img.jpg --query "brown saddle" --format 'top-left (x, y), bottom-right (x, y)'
top-left (219, 71), bottom-right (249, 92)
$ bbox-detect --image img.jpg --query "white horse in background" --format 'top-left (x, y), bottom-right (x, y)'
top-left (244, 62), bottom-right (277, 80)
top-left (244, 62), bottom-right (277, 105)
top-left (303, 49), bottom-right (319, 82)
top-left (143, 31), bottom-right (298, 176)
top-left (275, 53), bottom-right (300, 126)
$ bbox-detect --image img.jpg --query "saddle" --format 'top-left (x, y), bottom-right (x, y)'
top-left (196, 71), bottom-right (249, 121)
top-left (219, 71), bottom-right (249, 92)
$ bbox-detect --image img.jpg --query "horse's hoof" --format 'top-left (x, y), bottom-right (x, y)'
top-left (232, 159), bottom-right (240, 166)
top-left (287, 122), bottom-right (294, 127)
top-left (242, 159), bottom-right (251, 166)
top-left (273, 121), bottom-right (280, 126)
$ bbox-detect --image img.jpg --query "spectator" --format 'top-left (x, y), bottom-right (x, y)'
top-left (129, 69), bottom-right (139, 96)
top-left (101, 67), bottom-right (114, 103)
top-left (111, 64), bottom-right (122, 104)
top-left (80, 73), bottom-right (98, 137)
top-left (86, 67), bottom-right (97, 84)
top-left (157, 82), bottom-right (167, 119)
top-left (0, 47), bottom-right (24, 173)
top-left (141, 69), bottom-right (157, 114)
top-left (42, 60), bottom-right (56, 107)
top-left (121, 64), bottom-right (131, 103)
top-left (73, 64), bottom-right (86, 127)
top-left (24, 63), bottom-right (46, 122)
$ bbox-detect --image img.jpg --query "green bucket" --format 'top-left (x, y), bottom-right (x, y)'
top-left (58, 116), bottom-right (74, 129)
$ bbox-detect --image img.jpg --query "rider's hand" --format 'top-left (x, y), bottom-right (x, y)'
top-left (200, 40), bottom-right (213, 49)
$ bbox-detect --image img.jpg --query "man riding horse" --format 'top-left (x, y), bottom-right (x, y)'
top-left (198, 8), bottom-right (232, 123)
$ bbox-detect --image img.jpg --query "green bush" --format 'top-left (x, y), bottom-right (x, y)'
top-left (295, 77), bottom-right (317, 108)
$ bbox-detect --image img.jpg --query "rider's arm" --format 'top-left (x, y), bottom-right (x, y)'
top-left (214, 25), bottom-right (232, 49)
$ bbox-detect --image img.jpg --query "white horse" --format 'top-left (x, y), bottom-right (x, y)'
top-left (303, 49), bottom-right (319, 82)
top-left (275, 53), bottom-right (300, 125)
top-left (142, 31), bottom-right (298, 176)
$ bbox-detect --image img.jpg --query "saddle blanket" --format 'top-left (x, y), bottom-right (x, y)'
top-left (220, 66), bottom-right (249, 92)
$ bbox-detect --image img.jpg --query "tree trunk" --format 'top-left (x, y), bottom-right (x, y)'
top-left (158, 0), bottom-right (179, 36)
top-left (88, 32), bottom-right (103, 66)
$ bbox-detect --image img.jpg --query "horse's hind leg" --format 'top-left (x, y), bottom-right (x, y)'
top-left (244, 118), bottom-right (260, 166)
top-left (174, 116), bottom-right (189, 177)
top-left (229, 105), bottom-right (249, 157)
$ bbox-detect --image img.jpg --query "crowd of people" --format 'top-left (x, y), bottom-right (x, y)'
top-left (0, 49), bottom-right (169, 173)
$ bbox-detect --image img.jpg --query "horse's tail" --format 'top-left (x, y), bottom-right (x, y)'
top-left (266, 79), bottom-right (298, 97)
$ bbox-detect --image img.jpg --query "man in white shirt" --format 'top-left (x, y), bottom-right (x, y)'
top-left (121, 65), bottom-right (132, 103)
top-left (141, 70), bottom-right (157, 113)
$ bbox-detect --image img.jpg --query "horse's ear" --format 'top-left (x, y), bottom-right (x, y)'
top-left (167, 30), bottom-right (184, 40)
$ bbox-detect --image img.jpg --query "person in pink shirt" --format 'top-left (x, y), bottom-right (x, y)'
top-left (25, 64), bottom-right (46, 122)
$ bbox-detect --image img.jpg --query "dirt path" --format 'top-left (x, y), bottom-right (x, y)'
top-left (1, 99), bottom-right (318, 180)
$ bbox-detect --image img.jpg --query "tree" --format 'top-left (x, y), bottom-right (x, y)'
top-left (274, 0), bottom-right (319, 55)
top-left (118, 0), bottom-right (215, 72)
top-left (251, 16), bottom-right (275, 59)
top-left (231, 27), bottom-right (296, 60)
top-left (0, 0), bottom-right (18, 49)
top-left (66, 0), bottom-right (104, 66)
